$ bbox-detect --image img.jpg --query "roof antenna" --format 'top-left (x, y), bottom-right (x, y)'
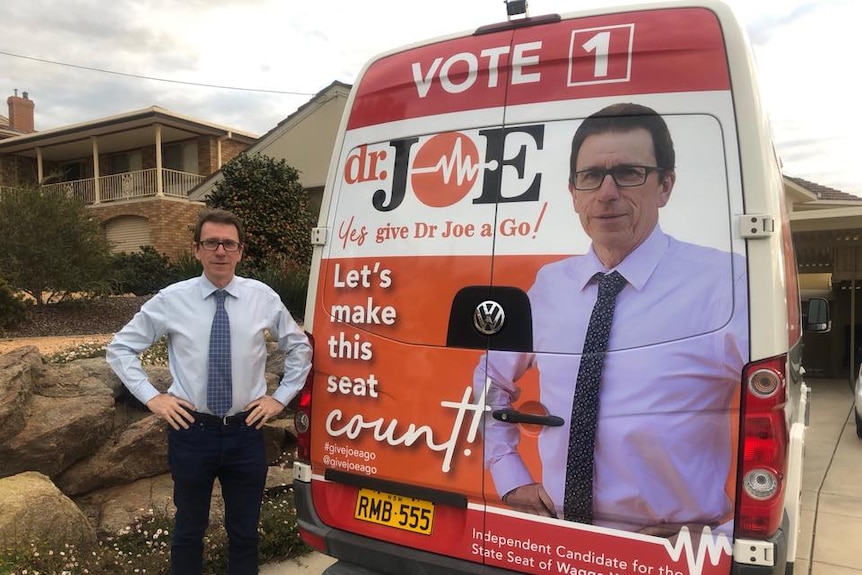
top-left (505, 0), bottom-right (529, 20)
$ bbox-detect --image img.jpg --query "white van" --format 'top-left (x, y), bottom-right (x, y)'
top-left (292, 2), bottom-right (819, 574)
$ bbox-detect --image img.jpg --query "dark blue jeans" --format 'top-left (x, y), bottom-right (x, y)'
top-left (168, 421), bottom-right (267, 575)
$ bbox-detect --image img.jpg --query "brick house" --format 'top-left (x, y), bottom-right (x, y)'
top-left (189, 80), bottom-right (351, 220)
top-left (0, 91), bottom-right (257, 259)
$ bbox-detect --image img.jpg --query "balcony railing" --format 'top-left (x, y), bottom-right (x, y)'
top-left (39, 168), bottom-right (205, 205)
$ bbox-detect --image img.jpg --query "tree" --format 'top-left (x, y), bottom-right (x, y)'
top-left (208, 153), bottom-right (315, 274)
top-left (0, 186), bottom-right (113, 305)
top-left (0, 273), bottom-right (28, 330)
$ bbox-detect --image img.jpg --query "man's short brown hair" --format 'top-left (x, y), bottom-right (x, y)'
top-left (193, 209), bottom-right (245, 244)
top-left (569, 103), bottom-right (676, 187)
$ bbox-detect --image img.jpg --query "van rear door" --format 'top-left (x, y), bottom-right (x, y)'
top-left (474, 6), bottom-right (749, 575)
top-left (306, 26), bottom-right (523, 566)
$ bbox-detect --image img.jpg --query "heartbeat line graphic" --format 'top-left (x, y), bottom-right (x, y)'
top-left (663, 526), bottom-right (732, 575)
top-left (412, 136), bottom-right (480, 186)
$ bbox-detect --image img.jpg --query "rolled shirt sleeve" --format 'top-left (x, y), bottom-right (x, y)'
top-left (272, 310), bottom-right (312, 407)
top-left (106, 294), bottom-right (168, 406)
top-left (474, 349), bottom-right (536, 500)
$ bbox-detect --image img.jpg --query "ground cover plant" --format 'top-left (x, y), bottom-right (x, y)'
top-left (0, 488), bottom-right (308, 574)
top-left (1, 310), bottom-right (310, 574)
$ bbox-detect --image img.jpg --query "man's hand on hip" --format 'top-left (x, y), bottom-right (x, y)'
top-left (502, 483), bottom-right (558, 518)
top-left (243, 395), bottom-right (285, 429)
top-left (146, 394), bottom-right (196, 430)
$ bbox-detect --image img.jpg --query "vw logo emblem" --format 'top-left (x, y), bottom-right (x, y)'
top-left (474, 300), bottom-right (505, 335)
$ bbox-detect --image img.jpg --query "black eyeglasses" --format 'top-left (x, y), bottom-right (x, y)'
top-left (198, 239), bottom-right (242, 252)
top-left (572, 165), bottom-right (664, 191)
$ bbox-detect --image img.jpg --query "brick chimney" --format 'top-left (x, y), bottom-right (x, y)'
top-left (7, 89), bottom-right (35, 133)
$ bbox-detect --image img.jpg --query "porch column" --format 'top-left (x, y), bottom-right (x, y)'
top-left (36, 147), bottom-right (43, 183)
top-left (217, 137), bottom-right (223, 169)
top-left (155, 123), bottom-right (164, 196)
top-left (91, 136), bottom-right (101, 204)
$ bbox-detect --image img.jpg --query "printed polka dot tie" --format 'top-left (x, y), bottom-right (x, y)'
top-left (563, 271), bottom-right (627, 524)
top-left (207, 290), bottom-right (233, 417)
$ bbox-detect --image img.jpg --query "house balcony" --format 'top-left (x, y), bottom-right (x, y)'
top-left (40, 168), bottom-right (205, 205)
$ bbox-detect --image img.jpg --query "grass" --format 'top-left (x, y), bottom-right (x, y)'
top-left (1, 340), bottom-right (311, 574)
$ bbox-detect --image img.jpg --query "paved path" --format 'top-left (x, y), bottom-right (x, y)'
top-left (797, 377), bottom-right (862, 574)
top-left (0, 333), bottom-right (114, 356)
top-left (260, 551), bottom-right (336, 574)
top-left (263, 377), bottom-right (862, 574)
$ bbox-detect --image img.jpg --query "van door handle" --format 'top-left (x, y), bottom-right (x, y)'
top-left (491, 409), bottom-right (564, 427)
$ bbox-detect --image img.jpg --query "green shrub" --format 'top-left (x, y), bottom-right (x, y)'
top-left (108, 247), bottom-right (207, 297)
top-left (0, 276), bottom-right (28, 332)
top-left (110, 246), bottom-right (173, 296)
top-left (168, 251), bottom-right (203, 283)
top-left (0, 185), bottom-right (113, 305)
top-left (250, 259), bottom-right (309, 322)
top-left (108, 248), bottom-right (203, 297)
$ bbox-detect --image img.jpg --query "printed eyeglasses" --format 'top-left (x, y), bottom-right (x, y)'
top-left (198, 239), bottom-right (242, 252)
top-left (572, 165), bottom-right (663, 191)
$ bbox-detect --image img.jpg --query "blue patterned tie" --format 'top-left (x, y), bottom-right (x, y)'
top-left (207, 290), bottom-right (232, 416)
top-left (564, 271), bottom-right (627, 523)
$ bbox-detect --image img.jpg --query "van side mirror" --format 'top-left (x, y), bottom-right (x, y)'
top-left (804, 297), bottom-right (831, 333)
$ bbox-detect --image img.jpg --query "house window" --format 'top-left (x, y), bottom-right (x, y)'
top-left (110, 154), bottom-right (129, 175)
top-left (62, 162), bottom-right (83, 181)
top-left (109, 150), bottom-right (143, 175)
top-left (163, 141), bottom-right (198, 174)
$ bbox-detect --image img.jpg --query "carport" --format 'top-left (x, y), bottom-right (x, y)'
top-left (788, 177), bottom-right (862, 381)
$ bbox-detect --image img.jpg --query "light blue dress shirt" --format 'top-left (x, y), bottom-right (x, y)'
top-left (107, 274), bottom-right (312, 415)
top-left (474, 226), bottom-right (748, 532)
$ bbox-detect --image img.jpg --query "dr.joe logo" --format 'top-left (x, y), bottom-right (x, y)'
top-left (342, 125), bottom-right (546, 211)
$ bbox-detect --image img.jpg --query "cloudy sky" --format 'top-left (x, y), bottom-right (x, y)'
top-left (2, 0), bottom-right (859, 196)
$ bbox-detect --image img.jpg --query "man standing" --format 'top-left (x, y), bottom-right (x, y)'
top-left (474, 103), bottom-right (748, 535)
top-left (107, 208), bottom-right (312, 574)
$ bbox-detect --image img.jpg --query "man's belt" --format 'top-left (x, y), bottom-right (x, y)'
top-left (191, 409), bottom-right (253, 427)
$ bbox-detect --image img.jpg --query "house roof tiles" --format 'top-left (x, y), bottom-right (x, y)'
top-left (787, 176), bottom-right (862, 202)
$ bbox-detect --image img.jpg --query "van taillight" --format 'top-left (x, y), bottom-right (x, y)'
top-left (736, 355), bottom-right (788, 539)
top-left (294, 332), bottom-right (315, 462)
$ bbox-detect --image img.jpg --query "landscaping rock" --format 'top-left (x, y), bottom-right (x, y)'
top-left (0, 471), bottom-right (96, 553)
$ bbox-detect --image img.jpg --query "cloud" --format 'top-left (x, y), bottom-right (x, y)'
top-left (744, 2), bottom-right (820, 45)
top-left (6, 0), bottom-right (184, 57)
top-left (1, 0), bottom-right (859, 195)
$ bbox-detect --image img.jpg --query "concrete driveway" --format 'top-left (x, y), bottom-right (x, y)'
top-left (797, 377), bottom-right (862, 574)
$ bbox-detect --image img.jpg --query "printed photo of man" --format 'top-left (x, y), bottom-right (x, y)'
top-left (474, 102), bottom-right (749, 536)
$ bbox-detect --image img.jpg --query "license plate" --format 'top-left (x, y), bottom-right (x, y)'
top-left (354, 488), bottom-right (435, 535)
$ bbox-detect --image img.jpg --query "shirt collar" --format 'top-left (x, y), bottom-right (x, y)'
top-left (574, 226), bottom-right (668, 292)
top-left (198, 274), bottom-right (239, 300)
